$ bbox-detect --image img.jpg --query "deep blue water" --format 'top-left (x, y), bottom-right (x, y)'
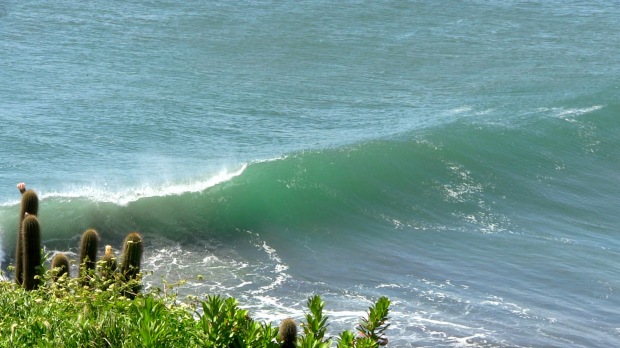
top-left (1, 1), bottom-right (619, 346)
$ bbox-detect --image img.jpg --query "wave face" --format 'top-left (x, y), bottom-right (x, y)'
top-left (3, 103), bottom-right (617, 247)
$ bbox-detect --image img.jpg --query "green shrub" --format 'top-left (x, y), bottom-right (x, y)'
top-left (300, 295), bottom-right (332, 347)
top-left (0, 266), bottom-right (391, 347)
top-left (356, 296), bottom-right (391, 346)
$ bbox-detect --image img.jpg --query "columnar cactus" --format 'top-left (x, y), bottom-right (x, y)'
top-left (120, 232), bottom-right (143, 298)
top-left (100, 245), bottom-right (117, 280)
top-left (279, 318), bottom-right (297, 348)
top-left (79, 229), bottom-right (99, 284)
top-left (21, 214), bottom-right (41, 291)
top-left (15, 189), bottom-right (39, 285)
top-left (51, 252), bottom-right (70, 282)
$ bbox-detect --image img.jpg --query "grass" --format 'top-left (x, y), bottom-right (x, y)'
top-left (0, 263), bottom-right (391, 347)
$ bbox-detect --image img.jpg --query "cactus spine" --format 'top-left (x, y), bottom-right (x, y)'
top-left (279, 318), bottom-right (297, 348)
top-left (15, 189), bottom-right (38, 285)
top-left (120, 232), bottom-right (143, 298)
top-left (21, 214), bottom-right (41, 291)
top-left (79, 229), bottom-right (99, 285)
top-left (51, 252), bottom-right (70, 282)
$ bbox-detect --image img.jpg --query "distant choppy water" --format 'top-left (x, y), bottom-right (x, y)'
top-left (1, 1), bottom-right (620, 346)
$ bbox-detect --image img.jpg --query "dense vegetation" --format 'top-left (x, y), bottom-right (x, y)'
top-left (0, 264), bottom-right (391, 347)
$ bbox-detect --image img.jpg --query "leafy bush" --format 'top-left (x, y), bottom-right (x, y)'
top-left (0, 265), bottom-right (391, 347)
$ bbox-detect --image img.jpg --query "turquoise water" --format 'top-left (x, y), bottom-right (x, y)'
top-left (1, 1), bottom-right (620, 346)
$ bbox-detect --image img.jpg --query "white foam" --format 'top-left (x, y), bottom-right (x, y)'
top-left (0, 198), bottom-right (21, 207)
top-left (250, 241), bottom-right (291, 294)
top-left (446, 106), bottom-right (473, 115)
top-left (481, 296), bottom-right (534, 320)
top-left (539, 105), bottom-right (604, 122)
top-left (377, 283), bottom-right (403, 289)
top-left (414, 316), bottom-right (473, 331)
top-left (556, 105), bottom-right (603, 118)
top-left (35, 164), bottom-right (248, 206)
top-left (447, 333), bottom-right (489, 346)
top-left (1, 155), bottom-right (296, 208)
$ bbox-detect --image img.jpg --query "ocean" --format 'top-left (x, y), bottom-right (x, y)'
top-left (1, 1), bottom-right (619, 346)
